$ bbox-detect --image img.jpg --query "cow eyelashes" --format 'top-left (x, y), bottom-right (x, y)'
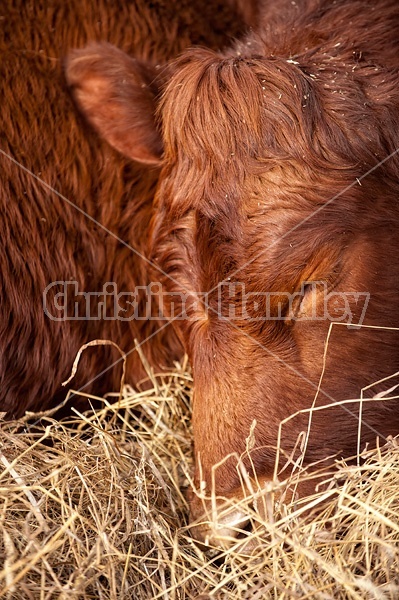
top-left (287, 258), bottom-right (343, 322)
top-left (301, 282), bottom-right (314, 299)
top-left (289, 280), bottom-right (323, 321)
top-left (300, 281), bottom-right (319, 312)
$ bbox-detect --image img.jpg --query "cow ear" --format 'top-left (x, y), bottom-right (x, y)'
top-left (65, 43), bottom-right (163, 166)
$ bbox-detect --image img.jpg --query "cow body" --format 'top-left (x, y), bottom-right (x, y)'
top-left (0, 0), bottom-right (252, 418)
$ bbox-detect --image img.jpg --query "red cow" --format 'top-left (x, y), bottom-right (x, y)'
top-left (67, 0), bottom-right (399, 544)
top-left (0, 0), bottom-right (252, 418)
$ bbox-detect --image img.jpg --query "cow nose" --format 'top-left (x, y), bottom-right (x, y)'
top-left (190, 505), bottom-right (253, 549)
top-left (189, 486), bottom-right (277, 551)
top-left (188, 476), bottom-right (285, 551)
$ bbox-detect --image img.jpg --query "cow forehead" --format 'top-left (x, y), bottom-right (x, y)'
top-left (159, 49), bottom-right (314, 175)
top-left (157, 185), bottom-right (352, 287)
top-left (158, 49), bottom-right (380, 222)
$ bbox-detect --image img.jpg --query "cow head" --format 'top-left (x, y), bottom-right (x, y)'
top-left (66, 36), bottom-right (399, 545)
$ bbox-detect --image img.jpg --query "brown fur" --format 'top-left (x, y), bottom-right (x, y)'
top-left (66, 0), bottom-right (399, 530)
top-left (0, 0), bottom-right (251, 418)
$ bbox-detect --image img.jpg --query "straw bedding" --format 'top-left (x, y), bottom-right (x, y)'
top-left (0, 356), bottom-right (398, 599)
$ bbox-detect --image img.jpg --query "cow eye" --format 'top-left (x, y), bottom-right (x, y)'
top-left (289, 281), bottom-right (322, 322)
top-left (304, 280), bottom-right (330, 316)
top-left (301, 282), bottom-right (314, 302)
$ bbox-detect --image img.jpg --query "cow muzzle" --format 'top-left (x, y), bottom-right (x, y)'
top-left (188, 477), bottom-right (282, 552)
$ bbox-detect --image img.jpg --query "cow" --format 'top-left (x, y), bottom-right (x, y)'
top-left (65, 0), bottom-right (399, 545)
top-left (0, 0), bottom-right (255, 419)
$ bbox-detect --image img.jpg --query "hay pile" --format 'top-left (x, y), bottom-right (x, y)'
top-left (0, 357), bottom-right (398, 599)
